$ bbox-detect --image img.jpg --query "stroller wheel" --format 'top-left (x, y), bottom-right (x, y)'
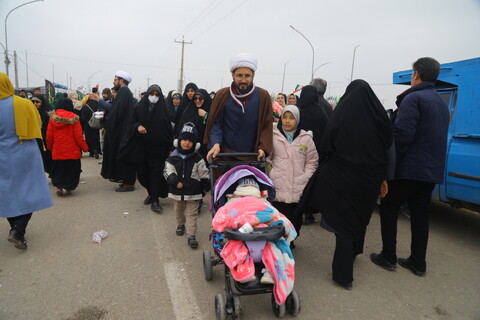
top-left (271, 293), bottom-right (286, 318)
top-left (215, 293), bottom-right (227, 320)
top-left (286, 289), bottom-right (301, 316)
top-left (232, 294), bottom-right (242, 318)
top-left (203, 250), bottom-right (213, 281)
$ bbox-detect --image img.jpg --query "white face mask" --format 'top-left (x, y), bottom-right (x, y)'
top-left (148, 95), bottom-right (159, 104)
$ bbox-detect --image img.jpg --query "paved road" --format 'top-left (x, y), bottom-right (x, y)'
top-left (1, 155), bottom-right (479, 320)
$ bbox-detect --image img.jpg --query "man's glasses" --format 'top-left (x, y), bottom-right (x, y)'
top-left (193, 97), bottom-right (204, 101)
top-left (234, 74), bottom-right (252, 80)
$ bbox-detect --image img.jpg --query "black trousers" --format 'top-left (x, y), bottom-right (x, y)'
top-left (7, 213), bottom-right (33, 235)
top-left (272, 201), bottom-right (301, 236)
top-left (380, 179), bottom-right (435, 272)
top-left (332, 233), bottom-right (365, 284)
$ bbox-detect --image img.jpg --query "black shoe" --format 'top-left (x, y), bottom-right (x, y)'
top-left (94, 150), bottom-right (100, 159)
top-left (8, 229), bottom-right (28, 250)
top-left (115, 186), bottom-right (135, 192)
top-left (188, 236), bottom-right (198, 249)
top-left (370, 253), bottom-right (396, 271)
top-left (289, 240), bottom-right (296, 250)
top-left (176, 225), bottom-right (185, 236)
top-left (334, 280), bottom-right (352, 290)
top-left (398, 258), bottom-right (426, 277)
top-left (143, 195), bottom-right (151, 205)
top-left (151, 201), bottom-right (162, 213)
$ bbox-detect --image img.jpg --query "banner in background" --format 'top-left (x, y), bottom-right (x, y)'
top-left (45, 80), bottom-right (55, 103)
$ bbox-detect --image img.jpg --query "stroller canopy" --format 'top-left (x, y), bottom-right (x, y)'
top-left (212, 165), bottom-right (276, 210)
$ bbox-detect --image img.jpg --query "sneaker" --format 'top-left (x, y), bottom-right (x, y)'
top-left (98, 159), bottom-right (103, 164)
top-left (260, 268), bottom-right (274, 284)
top-left (188, 236), bottom-right (198, 249)
top-left (370, 252), bottom-right (397, 271)
top-left (8, 229), bottom-right (28, 250)
top-left (176, 225), bottom-right (185, 236)
top-left (303, 213), bottom-right (315, 225)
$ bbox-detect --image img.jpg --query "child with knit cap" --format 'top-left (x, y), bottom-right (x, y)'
top-left (164, 123), bottom-right (210, 249)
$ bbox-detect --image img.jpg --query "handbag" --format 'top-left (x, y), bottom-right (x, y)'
top-left (85, 104), bottom-right (103, 129)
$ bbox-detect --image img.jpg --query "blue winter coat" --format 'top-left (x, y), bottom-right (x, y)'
top-left (393, 81), bottom-right (450, 184)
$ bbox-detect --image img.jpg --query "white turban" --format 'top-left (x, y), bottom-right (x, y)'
top-left (229, 53), bottom-right (257, 73)
top-left (115, 70), bottom-right (132, 83)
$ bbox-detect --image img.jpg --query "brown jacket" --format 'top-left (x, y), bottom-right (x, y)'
top-left (203, 86), bottom-right (273, 156)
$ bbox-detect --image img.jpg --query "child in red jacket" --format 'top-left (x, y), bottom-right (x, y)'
top-left (46, 98), bottom-right (89, 195)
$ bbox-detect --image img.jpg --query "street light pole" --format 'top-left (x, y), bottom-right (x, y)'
top-left (350, 45), bottom-right (360, 83)
top-left (281, 61), bottom-right (289, 93)
top-left (290, 25), bottom-right (315, 81)
top-left (5, 0), bottom-right (44, 76)
top-left (313, 61), bottom-right (333, 78)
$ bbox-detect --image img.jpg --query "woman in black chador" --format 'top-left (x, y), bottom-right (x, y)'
top-left (174, 88), bottom-right (211, 159)
top-left (173, 82), bottom-right (198, 127)
top-left (299, 80), bottom-right (392, 290)
top-left (31, 94), bottom-right (53, 174)
top-left (131, 84), bottom-right (173, 212)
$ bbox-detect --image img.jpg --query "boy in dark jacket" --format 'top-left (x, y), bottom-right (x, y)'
top-left (164, 123), bottom-right (210, 249)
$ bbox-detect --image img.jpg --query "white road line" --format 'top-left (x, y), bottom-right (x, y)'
top-left (164, 262), bottom-right (204, 320)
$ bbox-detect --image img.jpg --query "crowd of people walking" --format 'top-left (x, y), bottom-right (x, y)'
top-left (1, 54), bottom-right (449, 290)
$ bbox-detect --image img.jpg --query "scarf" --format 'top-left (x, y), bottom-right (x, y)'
top-left (229, 82), bottom-right (256, 113)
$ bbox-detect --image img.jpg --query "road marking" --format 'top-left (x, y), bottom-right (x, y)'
top-left (164, 262), bottom-right (204, 320)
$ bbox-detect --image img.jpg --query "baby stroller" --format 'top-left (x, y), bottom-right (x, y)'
top-left (203, 153), bottom-right (300, 319)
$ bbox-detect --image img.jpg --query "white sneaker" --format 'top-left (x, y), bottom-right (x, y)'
top-left (260, 268), bottom-right (274, 284)
top-left (98, 159), bottom-right (103, 164)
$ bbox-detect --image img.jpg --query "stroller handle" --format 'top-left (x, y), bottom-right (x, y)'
top-left (208, 152), bottom-right (263, 164)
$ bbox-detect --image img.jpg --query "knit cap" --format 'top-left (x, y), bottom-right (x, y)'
top-left (237, 176), bottom-right (259, 189)
top-left (178, 122), bottom-right (198, 144)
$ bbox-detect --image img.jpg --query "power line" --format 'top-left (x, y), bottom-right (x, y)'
top-left (15, 54), bottom-right (47, 80)
top-left (192, 0), bottom-right (248, 40)
top-left (176, 0), bottom-right (220, 38)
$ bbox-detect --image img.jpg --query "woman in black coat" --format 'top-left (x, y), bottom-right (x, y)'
top-left (299, 80), bottom-right (392, 289)
top-left (31, 94), bottom-right (53, 174)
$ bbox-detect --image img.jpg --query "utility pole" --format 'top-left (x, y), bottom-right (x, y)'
top-left (25, 50), bottom-right (29, 87)
top-left (66, 72), bottom-right (68, 89)
top-left (174, 36), bottom-right (192, 93)
top-left (52, 63), bottom-right (55, 83)
top-left (13, 50), bottom-right (19, 89)
top-left (145, 76), bottom-right (151, 89)
top-left (69, 76), bottom-right (72, 90)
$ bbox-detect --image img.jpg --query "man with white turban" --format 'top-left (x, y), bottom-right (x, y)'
top-left (205, 53), bottom-right (272, 161)
top-left (101, 70), bottom-right (137, 191)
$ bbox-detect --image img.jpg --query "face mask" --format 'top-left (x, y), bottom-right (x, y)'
top-left (148, 95), bottom-right (159, 104)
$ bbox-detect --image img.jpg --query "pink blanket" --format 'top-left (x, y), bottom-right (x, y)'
top-left (212, 196), bottom-right (296, 305)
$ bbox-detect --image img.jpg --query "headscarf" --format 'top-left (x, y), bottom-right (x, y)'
top-left (56, 98), bottom-right (74, 112)
top-left (175, 88), bottom-right (211, 137)
top-left (174, 82), bottom-right (198, 126)
top-left (295, 85), bottom-right (328, 152)
top-left (320, 79), bottom-right (392, 167)
top-left (0, 72), bottom-right (42, 141)
top-left (279, 105), bottom-right (300, 144)
top-left (134, 84), bottom-right (173, 148)
top-left (51, 92), bottom-right (64, 109)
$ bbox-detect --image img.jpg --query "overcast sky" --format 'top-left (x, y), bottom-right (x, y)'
top-left (1, 0), bottom-right (480, 107)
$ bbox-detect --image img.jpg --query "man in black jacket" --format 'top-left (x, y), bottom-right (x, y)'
top-left (371, 57), bottom-right (450, 277)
